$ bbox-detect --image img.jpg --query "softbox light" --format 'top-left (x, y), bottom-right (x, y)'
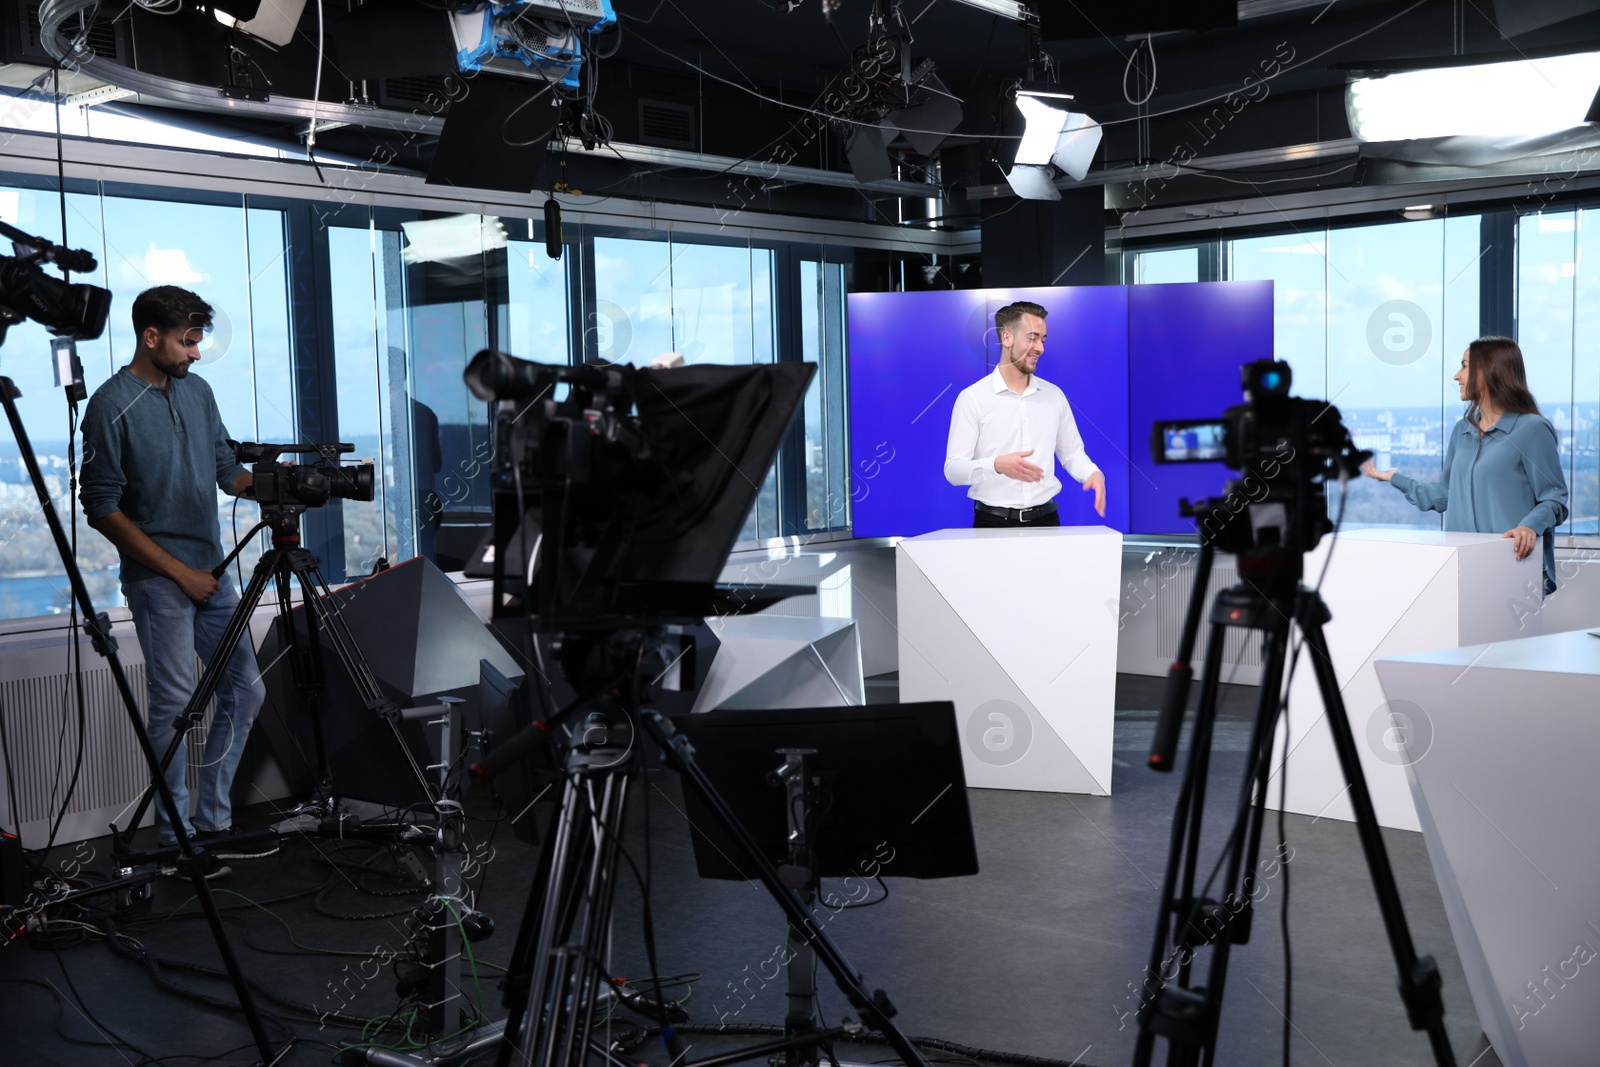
top-left (1004, 163), bottom-right (1062, 200)
top-left (1014, 94), bottom-right (1102, 180)
top-left (881, 73), bottom-right (964, 157)
top-left (845, 124), bottom-right (895, 184)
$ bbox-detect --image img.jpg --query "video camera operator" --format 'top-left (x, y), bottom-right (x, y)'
top-left (80, 286), bottom-right (268, 879)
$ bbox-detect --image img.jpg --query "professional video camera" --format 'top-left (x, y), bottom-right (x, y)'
top-left (233, 441), bottom-right (375, 509)
top-left (1149, 359), bottom-right (1370, 557)
top-left (0, 221), bottom-right (111, 341)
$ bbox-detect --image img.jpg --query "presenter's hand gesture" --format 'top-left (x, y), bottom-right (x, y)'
top-left (1084, 470), bottom-right (1106, 517)
top-left (1503, 525), bottom-right (1538, 561)
top-left (176, 565), bottom-right (221, 603)
top-left (1360, 459), bottom-right (1396, 482)
top-left (995, 450), bottom-right (1044, 482)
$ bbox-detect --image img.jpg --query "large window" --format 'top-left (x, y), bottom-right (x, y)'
top-left (0, 161), bottom-right (917, 621)
top-left (1517, 208), bottom-right (1599, 536)
top-left (1196, 214), bottom-right (1479, 530)
top-left (0, 181), bottom-right (295, 620)
top-left (590, 234), bottom-right (781, 542)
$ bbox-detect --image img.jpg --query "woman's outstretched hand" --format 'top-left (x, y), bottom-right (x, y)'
top-left (1360, 459), bottom-right (1396, 482)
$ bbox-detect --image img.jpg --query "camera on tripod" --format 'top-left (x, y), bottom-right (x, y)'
top-left (1149, 359), bottom-right (1370, 557)
top-left (1135, 362), bottom-right (1456, 1067)
top-left (233, 441), bottom-right (376, 508)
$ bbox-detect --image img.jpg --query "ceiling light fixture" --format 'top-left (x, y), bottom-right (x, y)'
top-left (1347, 51), bottom-right (1600, 141)
top-left (948, 0), bottom-right (1034, 22)
top-left (1005, 92), bottom-right (1101, 200)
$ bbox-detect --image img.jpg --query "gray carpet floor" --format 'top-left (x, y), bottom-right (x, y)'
top-left (1, 673), bottom-right (1496, 1067)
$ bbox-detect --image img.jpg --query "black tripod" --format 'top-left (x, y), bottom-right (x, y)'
top-left (114, 503), bottom-right (437, 856)
top-left (1134, 543), bottom-right (1456, 1066)
top-left (484, 624), bottom-right (930, 1067)
top-left (0, 360), bottom-right (280, 1065)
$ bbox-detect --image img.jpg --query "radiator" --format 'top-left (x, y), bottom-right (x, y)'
top-left (0, 633), bottom-right (219, 848)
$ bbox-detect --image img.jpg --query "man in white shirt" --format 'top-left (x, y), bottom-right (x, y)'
top-left (943, 300), bottom-right (1106, 528)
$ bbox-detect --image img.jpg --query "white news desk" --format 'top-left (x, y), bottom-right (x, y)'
top-left (1269, 529), bottom-right (1542, 832)
top-left (896, 526), bottom-right (1121, 794)
top-left (1375, 630), bottom-right (1600, 1067)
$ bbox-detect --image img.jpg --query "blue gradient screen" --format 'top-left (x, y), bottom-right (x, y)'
top-left (846, 280), bottom-right (1273, 537)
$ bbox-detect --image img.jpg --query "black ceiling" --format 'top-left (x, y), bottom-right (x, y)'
top-left (11, 0), bottom-right (1600, 226)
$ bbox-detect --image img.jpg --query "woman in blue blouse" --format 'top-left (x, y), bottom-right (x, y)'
top-left (1362, 336), bottom-right (1569, 594)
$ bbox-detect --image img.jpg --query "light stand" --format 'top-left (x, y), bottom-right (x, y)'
top-left (772, 748), bottom-right (822, 1067)
top-left (0, 320), bottom-right (280, 1065)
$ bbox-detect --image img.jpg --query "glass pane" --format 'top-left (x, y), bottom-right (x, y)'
top-left (802, 260), bottom-right (849, 532)
top-left (401, 214), bottom-right (497, 561)
top-left (87, 192), bottom-right (265, 612)
top-left (1227, 230), bottom-right (1328, 397)
top-left (669, 243), bottom-right (759, 365)
top-left (329, 223), bottom-right (390, 577)
top-left (1574, 209), bottom-right (1600, 535)
top-left (1518, 211), bottom-right (1578, 537)
top-left (1326, 218), bottom-right (1456, 529)
top-left (506, 230), bottom-right (571, 364)
top-left (232, 205), bottom-right (296, 583)
top-left (592, 236), bottom-right (673, 365)
top-left (1135, 248), bottom-right (1199, 284)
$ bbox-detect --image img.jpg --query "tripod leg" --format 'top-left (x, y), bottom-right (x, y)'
top-left (1183, 612), bottom-right (1294, 1067)
top-left (292, 555), bottom-right (436, 799)
top-left (0, 376), bottom-right (281, 1065)
top-left (1134, 618), bottom-right (1230, 1067)
top-left (278, 562), bottom-right (337, 806)
top-left (556, 772), bottom-right (630, 1067)
top-left (494, 784), bottom-right (563, 1067)
top-left (1298, 608), bottom-right (1456, 1065)
top-left (500, 766), bottom-right (630, 1067)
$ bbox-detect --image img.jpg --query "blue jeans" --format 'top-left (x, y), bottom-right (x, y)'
top-left (124, 573), bottom-right (266, 843)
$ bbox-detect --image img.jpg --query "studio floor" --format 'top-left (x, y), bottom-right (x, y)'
top-left (3, 674), bottom-right (1496, 1067)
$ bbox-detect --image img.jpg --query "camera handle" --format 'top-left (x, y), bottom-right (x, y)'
top-left (1133, 564), bottom-right (1455, 1067)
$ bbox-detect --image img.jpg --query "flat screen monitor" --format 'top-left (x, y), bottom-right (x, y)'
top-left (673, 702), bottom-right (978, 882)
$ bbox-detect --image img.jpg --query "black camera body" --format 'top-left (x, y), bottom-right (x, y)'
top-left (0, 222), bottom-right (111, 341)
top-left (1150, 360), bottom-right (1370, 558)
top-left (234, 441), bottom-right (375, 509)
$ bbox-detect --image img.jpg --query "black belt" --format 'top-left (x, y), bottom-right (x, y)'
top-left (975, 500), bottom-right (1057, 522)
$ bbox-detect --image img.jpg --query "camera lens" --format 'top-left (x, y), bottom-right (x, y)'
top-left (328, 462), bottom-right (375, 502)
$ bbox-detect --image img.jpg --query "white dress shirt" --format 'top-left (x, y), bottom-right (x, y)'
top-left (943, 368), bottom-right (1100, 509)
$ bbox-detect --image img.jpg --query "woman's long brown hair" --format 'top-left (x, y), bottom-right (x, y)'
top-left (1466, 335), bottom-right (1541, 428)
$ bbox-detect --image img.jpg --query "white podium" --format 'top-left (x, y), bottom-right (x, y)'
top-left (1375, 631), bottom-right (1600, 1067)
top-left (1268, 529), bottom-right (1541, 832)
top-left (896, 526), bottom-right (1120, 794)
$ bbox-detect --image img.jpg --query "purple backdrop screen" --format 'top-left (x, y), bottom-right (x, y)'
top-left (1128, 281), bottom-right (1275, 533)
top-left (846, 280), bottom-right (1273, 538)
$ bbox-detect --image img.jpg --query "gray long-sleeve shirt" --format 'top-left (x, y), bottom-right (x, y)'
top-left (80, 368), bottom-right (247, 583)
top-left (1389, 411), bottom-right (1569, 592)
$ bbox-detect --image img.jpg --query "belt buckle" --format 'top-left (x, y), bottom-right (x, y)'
top-left (1019, 505), bottom-right (1034, 521)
